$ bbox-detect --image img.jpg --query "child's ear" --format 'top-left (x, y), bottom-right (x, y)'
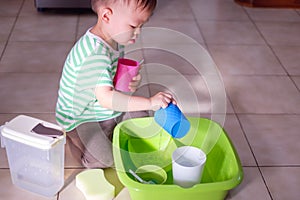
top-left (101, 7), bottom-right (113, 23)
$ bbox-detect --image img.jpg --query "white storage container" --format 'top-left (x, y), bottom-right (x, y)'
top-left (0, 115), bottom-right (66, 197)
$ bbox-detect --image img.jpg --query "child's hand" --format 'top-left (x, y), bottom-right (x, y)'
top-left (129, 73), bottom-right (142, 92)
top-left (129, 62), bottom-right (143, 92)
top-left (150, 92), bottom-right (177, 111)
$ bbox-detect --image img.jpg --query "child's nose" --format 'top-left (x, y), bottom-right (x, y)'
top-left (134, 27), bottom-right (141, 35)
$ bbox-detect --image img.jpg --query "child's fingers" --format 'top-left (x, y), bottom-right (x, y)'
top-left (162, 92), bottom-right (173, 100)
top-left (159, 92), bottom-right (174, 108)
top-left (129, 78), bottom-right (141, 86)
top-left (128, 77), bottom-right (141, 92)
top-left (132, 73), bottom-right (141, 81)
top-left (129, 81), bottom-right (139, 87)
top-left (162, 92), bottom-right (177, 107)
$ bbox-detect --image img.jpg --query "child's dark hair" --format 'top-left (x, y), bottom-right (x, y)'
top-left (91, 0), bottom-right (157, 13)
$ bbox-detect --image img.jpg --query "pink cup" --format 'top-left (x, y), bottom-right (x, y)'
top-left (113, 58), bottom-right (139, 92)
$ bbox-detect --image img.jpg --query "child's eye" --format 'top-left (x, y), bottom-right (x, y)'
top-left (130, 25), bottom-right (137, 29)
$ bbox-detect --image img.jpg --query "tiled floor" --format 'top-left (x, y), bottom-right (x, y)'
top-left (1, 0), bottom-right (300, 199)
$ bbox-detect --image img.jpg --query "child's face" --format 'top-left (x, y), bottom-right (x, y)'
top-left (107, 3), bottom-right (151, 45)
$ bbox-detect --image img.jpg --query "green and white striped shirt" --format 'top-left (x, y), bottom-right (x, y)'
top-left (56, 29), bottom-right (124, 131)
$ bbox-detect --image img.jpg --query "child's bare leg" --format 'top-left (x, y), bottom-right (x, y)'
top-left (66, 112), bottom-right (148, 168)
top-left (66, 118), bottom-right (117, 168)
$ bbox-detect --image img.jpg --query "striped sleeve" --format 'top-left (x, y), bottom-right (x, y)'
top-left (55, 32), bottom-right (122, 131)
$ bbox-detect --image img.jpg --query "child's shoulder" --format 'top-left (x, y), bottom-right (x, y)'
top-left (74, 30), bottom-right (110, 55)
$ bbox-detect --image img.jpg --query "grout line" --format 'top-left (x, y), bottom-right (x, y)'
top-left (241, 6), bottom-right (300, 94)
top-left (234, 113), bottom-right (300, 116)
top-left (186, 1), bottom-right (208, 48)
top-left (0, 0), bottom-right (25, 62)
top-left (218, 73), bottom-right (295, 77)
top-left (0, 71), bottom-right (62, 74)
top-left (290, 76), bottom-right (300, 92)
top-left (259, 165), bottom-right (300, 168)
top-left (183, 2), bottom-right (300, 168)
top-left (64, 167), bottom-right (85, 170)
top-left (235, 113), bottom-right (274, 200)
top-left (2, 72), bottom-right (296, 77)
top-left (295, 9), bottom-right (300, 16)
top-left (241, 165), bottom-right (300, 168)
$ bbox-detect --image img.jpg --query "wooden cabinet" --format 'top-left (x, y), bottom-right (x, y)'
top-left (235, 0), bottom-right (300, 8)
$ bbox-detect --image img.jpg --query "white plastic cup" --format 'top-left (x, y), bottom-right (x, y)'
top-left (113, 58), bottom-right (139, 92)
top-left (172, 146), bottom-right (206, 188)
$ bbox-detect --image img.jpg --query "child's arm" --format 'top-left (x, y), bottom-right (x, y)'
top-left (95, 86), bottom-right (175, 112)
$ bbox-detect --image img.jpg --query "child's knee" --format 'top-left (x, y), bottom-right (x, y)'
top-left (81, 149), bottom-right (114, 169)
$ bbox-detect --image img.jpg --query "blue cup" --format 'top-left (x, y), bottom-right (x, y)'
top-left (154, 103), bottom-right (190, 138)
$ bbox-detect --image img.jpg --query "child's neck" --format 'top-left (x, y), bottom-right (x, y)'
top-left (91, 25), bottom-right (118, 51)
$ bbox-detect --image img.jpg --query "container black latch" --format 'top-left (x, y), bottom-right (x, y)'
top-left (31, 123), bottom-right (63, 138)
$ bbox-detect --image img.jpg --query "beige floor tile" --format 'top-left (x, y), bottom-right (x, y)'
top-left (0, 113), bottom-right (57, 124)
top-left (147, 75), bottom-right (230, 114)
top-left (114, 188), bottom-right (131, 200)
top-left (224, 115), bottom-right (256, 166)
top-left (239, 115), bottom-right (300, 166)
top-left (59, 179), bottom-right (85, 200)
top-left (132, 82), bottom-right (151, 97)
top-left (124, 44), bottom-right (144, 62)
top-left (272, 45), bottom-right (300, 75)
top-left (77, 13), bottom-right (97, 39)
top-left (141, 43), bottom-right (216, 76)
top-left (64, 135), bottom-right (84, 168)
top-left (0, 169), bottom-right (57, 200)
top-left (201, 114), bottom-right (256, 166)
top-left (141, 26), bottom-right (203, 45)
top-left (245, 8), bottom-right (300, 22)
top-left (0, 144), bottom-right (9, 168)
top-left (198, 21), bottom-right (266, 45)
top-left (151, 0), bottom-right (194, 20)
top-left (0, 42), bottom-right (5, 55)
top-left (256, 22), bottom-right (300, 45)
top-left (292, 76), bottom-right (300, 89)
top-left (0, 73), bottom-right (60, 113)
top-left (261, 167), bottom-right (300, 200)
top-left (143, 49), bottom-right (200, 75)
top-left (189, 0), bottom-right (250, 21)
top-left (208, 44), bottom-right (286, 75)
top-left (0, 41), bottom-right (73, 72)
top-left (224, 76), bottom-right (300, 114)
top-left (0, 0), bottom-right (23, 17)
top-left (19, 0), bottom-right (42, 16)
top-left (58, 169), bottom-right (85, 200)
top-left (227, 167), bottom-right (271, 200)
top-left (0, 17), bottom-right (15, 42)
top-left (10, 15), bottom-right (77, 42)
top-left (144, 19), bottom-right (204, 44)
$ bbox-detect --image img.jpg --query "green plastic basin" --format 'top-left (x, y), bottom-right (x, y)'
top-left (113, 117), bottom-right (243, 200)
